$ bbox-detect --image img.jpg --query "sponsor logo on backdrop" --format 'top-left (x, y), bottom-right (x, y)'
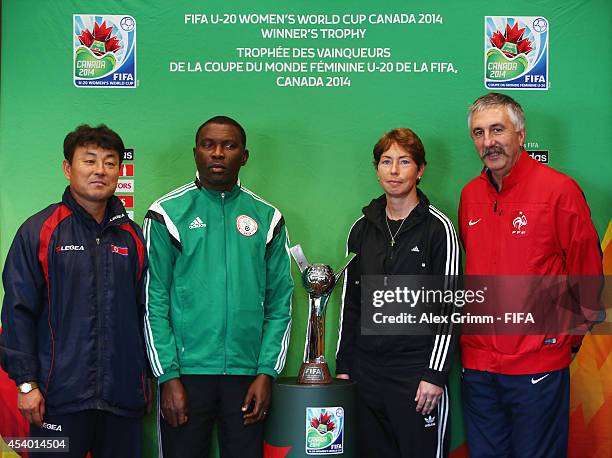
top-left (484, 16), bottom-right (549, 90)
top-left (305, 407), bottom-right (344, 455)
top-left (74, 15), bottom-right (136, 87)
top-left (123, 148), bottom-right (135, 161)
top-left (119, 163), bottom-right (134, 177)
top-left (116, 179), bottom-right (134, 193)
top-left (117, 147), bottom-right (135, 218)
top-left (527, 150), bottom-right (549, 163)
top-left (118, 195), bottom-right (134, 209)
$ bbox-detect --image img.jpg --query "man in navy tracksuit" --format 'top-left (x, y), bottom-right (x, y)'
top-left (0, 125), bottom-right (149, 457)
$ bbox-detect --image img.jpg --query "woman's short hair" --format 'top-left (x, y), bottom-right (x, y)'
top-left (373, 128), bottom-right (427, 168)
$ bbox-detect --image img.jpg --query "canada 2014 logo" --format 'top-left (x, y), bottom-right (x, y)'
top-left (305, 407), bottom-right (344, 455)
top-left (484, 16), bottom-right (549, 90)
top-left (74, 15), bottom-right (136, 87)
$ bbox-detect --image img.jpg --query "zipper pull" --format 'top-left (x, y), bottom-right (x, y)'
top-left (493, 201), bottom-right (497, 213)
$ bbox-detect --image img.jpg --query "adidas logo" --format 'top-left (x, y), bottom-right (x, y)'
top-left (411, 246), bottom-right (420, 252)
top-left (424, 415), bottom-right (436, 427)
top-left (189, 217), bottom-right (206, 230)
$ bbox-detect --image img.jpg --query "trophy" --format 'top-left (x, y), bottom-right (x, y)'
top-left (290, 245), bottom-right (356, 384)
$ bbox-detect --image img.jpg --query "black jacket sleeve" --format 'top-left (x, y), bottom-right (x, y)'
top-left (0, 222), bottom-right (46, 385)
top-left (421, 212), bottom-right (462, 388)
top-left (335, 218), bottom-right (363, 376)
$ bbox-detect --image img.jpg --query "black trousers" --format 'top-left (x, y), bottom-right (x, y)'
top-left (159, 375), bottom-right (263, 458)
top-left (353, 355), bottom-right (450, 458)
top-left (28, 409), bottom-right (142, 458)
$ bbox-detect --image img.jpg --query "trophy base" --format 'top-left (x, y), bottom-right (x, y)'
top-left (297, 362), bottom-right (332, 384)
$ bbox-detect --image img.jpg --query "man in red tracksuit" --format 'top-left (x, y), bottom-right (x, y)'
top-left (458, 93), bottom-right (603, 457)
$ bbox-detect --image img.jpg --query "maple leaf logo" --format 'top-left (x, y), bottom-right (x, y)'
top-left (77, 21), bottom-right (121, 56)
top-left (310, 412), bottom-right (336, 433)
top-left (490, 23), bottom-right (533, 58)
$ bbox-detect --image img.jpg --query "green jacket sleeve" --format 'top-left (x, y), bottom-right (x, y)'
top-left (143, 207), bottom-right (181, 383)
top-left (257, 213), bottom-right (294, 378)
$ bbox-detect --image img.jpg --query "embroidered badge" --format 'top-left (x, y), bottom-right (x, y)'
top-left (111, 244), bottom-right (128, 256)
top-left (236, 214), bottom-right (258, 237)
top-left (511, 211), bottom-right (528, 237)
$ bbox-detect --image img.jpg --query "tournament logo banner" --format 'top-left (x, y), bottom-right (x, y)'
top-left (484, 16), bottom-right (549, 90)
top-left (305, 407), bottom-right (344, 455)
top-left (73, 15), bottom-right (136, 87)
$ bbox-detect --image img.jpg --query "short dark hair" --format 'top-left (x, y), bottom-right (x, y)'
top-left (373, 128), bottom-right (427, 168)
top-left (63, 124), bottom-right (125, 163)
top-left (194, 116), bottom-right (247, 148)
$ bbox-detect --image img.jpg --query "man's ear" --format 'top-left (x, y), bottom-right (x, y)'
top-left (518, 128), bottom-right (526, 146)
top-left (242, 149), bottom-right (249, 166)
top-left (62, 159), bottom-right (71, 181)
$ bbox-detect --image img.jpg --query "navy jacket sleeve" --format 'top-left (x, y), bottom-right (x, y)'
top-left (0, 221), bottom-right (46, 385)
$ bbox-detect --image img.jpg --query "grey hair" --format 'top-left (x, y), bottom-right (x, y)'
top-left (468, 93), bottom-right (525, 132)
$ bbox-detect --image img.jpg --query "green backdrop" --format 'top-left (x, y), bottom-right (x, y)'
top-left (1, 1), bottom-right (610, 456)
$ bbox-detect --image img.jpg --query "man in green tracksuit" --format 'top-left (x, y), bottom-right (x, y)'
top-left (143, 116), bottom-right (293, 458)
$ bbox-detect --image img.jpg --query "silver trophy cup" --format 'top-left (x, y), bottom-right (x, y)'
top-left (290, 245), bottom-right (355, 384)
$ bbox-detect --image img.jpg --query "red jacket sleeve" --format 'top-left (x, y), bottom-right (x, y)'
top-left (553, 178), bottom-right (604, 346)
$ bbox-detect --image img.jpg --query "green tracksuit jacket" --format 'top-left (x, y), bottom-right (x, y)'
top-left (143, 179), bottom-right (293, 383)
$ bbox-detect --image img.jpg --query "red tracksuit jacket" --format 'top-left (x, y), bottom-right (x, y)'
top-left (458, 150), bottom-right (603, 374)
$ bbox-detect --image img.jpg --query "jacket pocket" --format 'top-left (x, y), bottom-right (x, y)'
top-left (175, 284), bottom-right (224, 369)
top-left (228, 308), bottom-right (264, 370)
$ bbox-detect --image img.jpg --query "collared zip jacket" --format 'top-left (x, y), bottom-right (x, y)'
top-left (0, 188), bottom-right (147, 416)
top-left (458, 151), bottom-right (603, 374)
top-left (143, 179), bottom-right (293, 383)
top-left (336, 189), bottom-right (461, 387)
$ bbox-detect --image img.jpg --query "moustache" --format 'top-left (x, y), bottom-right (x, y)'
top-left (481, 146), bottom-right (506, 159)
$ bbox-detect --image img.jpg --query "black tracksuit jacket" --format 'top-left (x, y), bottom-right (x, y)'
top-left (335, 189), bottom-right (461, 387)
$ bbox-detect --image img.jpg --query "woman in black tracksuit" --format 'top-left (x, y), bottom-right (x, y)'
top-left (336, 128), bottom-right (460, 458)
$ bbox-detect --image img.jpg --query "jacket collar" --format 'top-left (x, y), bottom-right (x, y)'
top-left (362, 188), bottom-right (431, 236)
top-left (195, 171), bottom-right (242, 202)
top-left (62, 187), bottom-right (130, 228)
top-left (479, 149), bottom-right (535, 193)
